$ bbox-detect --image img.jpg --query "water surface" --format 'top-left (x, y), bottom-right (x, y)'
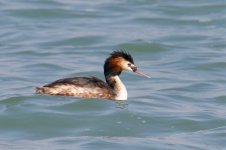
top-left (0, 0), bottom-right (226, 149)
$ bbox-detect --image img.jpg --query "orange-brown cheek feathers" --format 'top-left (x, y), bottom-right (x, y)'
top-left (104, 57), bottom-right (125, 76)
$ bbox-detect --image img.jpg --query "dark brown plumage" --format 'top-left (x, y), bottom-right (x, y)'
top-left (36, 77), bottom-right (115, 99)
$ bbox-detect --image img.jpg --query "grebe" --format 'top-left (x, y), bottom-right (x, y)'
top-left (36, 51), bottom-right (150, 100)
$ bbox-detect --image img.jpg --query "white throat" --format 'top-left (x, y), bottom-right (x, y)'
top-left (111, 76), bottom-right (127, 100)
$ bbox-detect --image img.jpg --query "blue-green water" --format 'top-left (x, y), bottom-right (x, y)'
top-left (0, 0), bottom-right (226, 149)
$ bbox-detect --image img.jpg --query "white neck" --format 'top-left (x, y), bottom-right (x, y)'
top-left (110, 76), bottom-right (127, 100)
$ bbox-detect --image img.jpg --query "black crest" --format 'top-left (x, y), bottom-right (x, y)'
top-left (110, 50), bottom-right (134, 64)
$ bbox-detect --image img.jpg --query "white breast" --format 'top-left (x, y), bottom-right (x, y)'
top-left (112, 76), bottom-right (128, 100)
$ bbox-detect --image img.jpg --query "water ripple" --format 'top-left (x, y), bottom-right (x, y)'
top-left (0, 0), bottom-right (226, 149)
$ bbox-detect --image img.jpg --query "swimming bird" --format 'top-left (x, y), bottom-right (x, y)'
top-left (36, 51), bottom-right (150, 100)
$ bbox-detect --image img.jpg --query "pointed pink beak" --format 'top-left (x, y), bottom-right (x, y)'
top-left (132, 66), bottom-right (151, 78)
top-left (134, 69), bottom-right (151, 78)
